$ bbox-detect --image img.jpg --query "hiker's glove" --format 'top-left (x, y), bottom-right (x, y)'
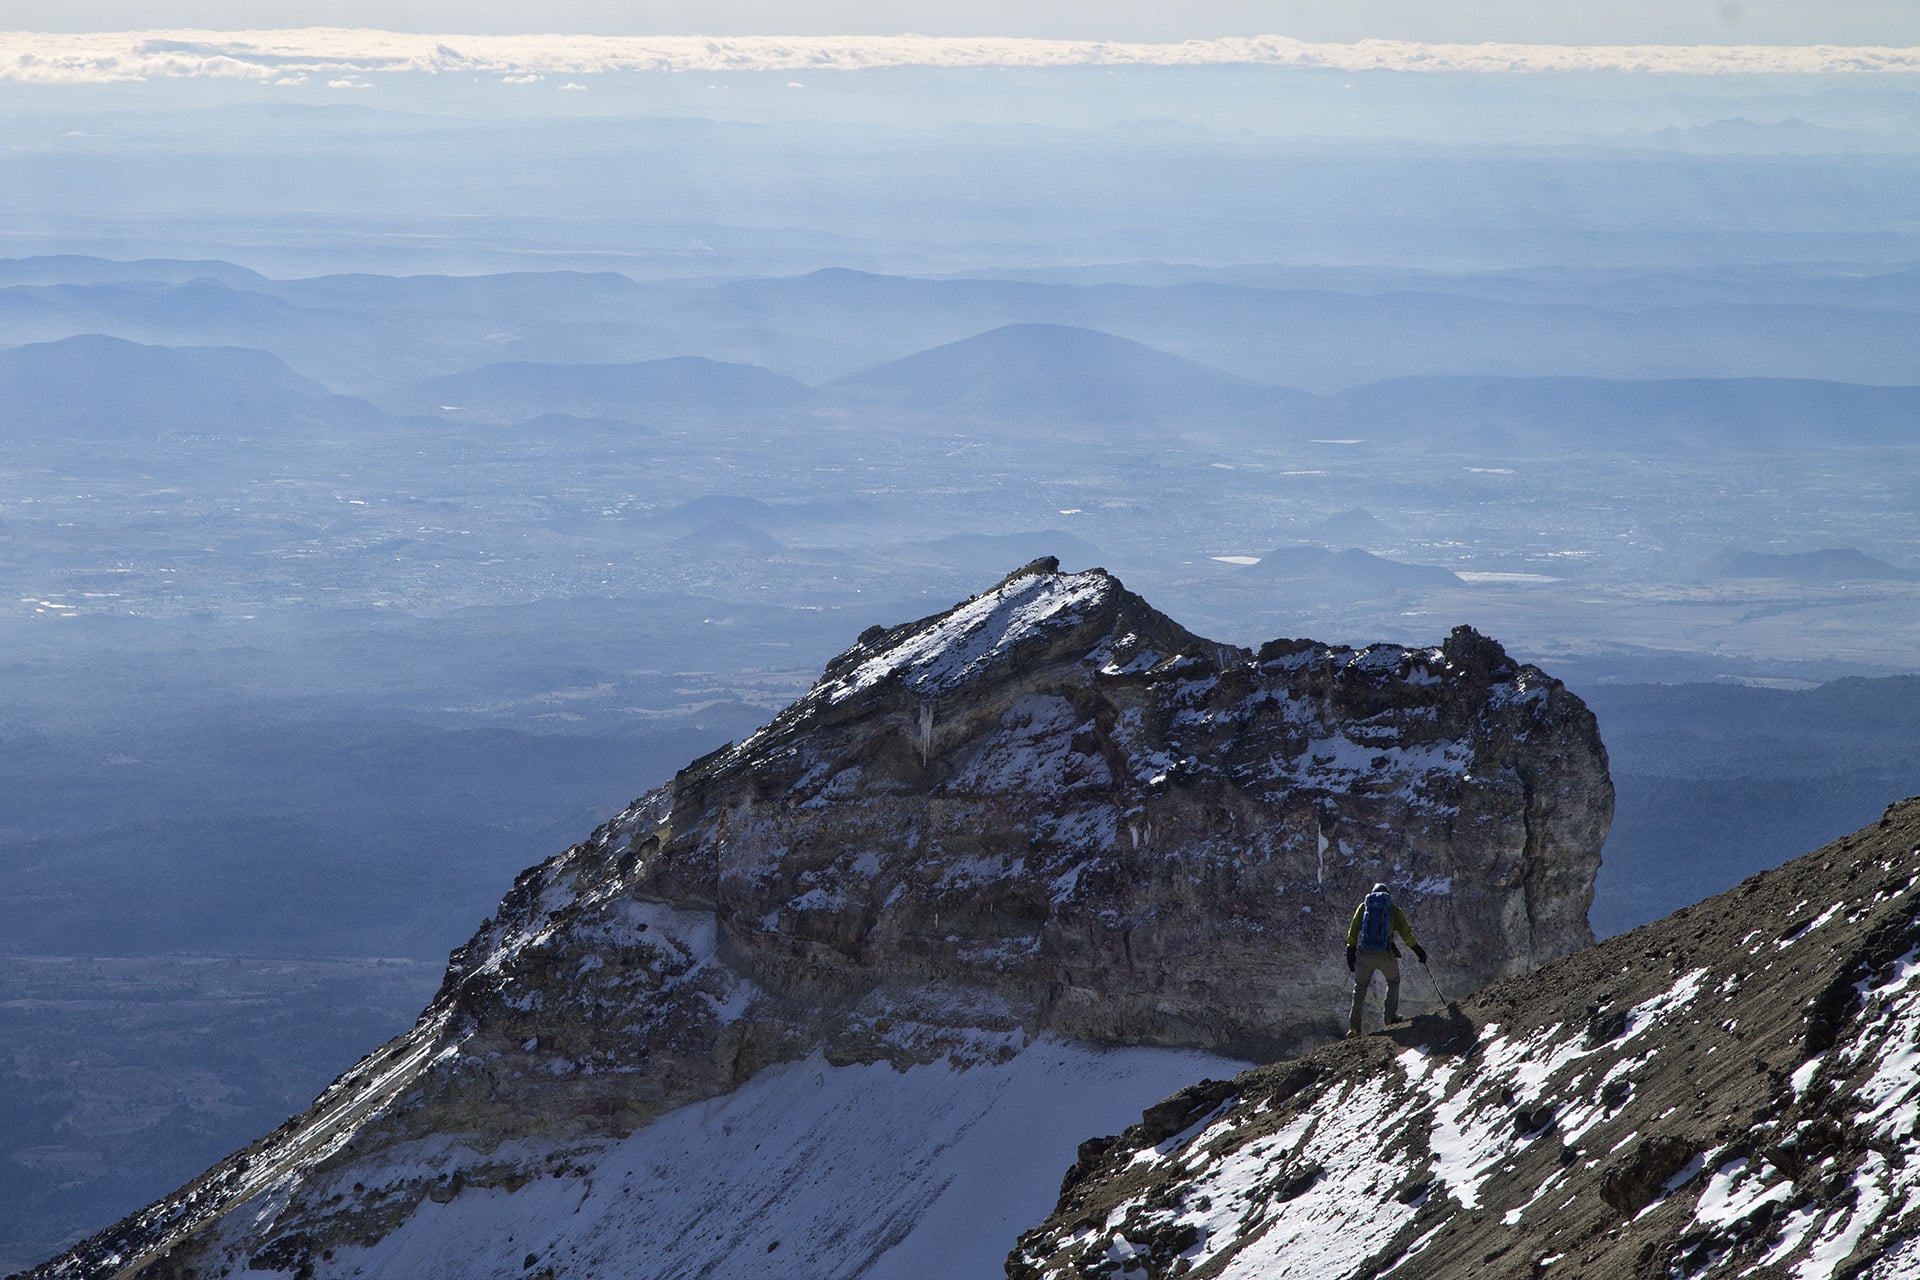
top-left (1413, 945), bottom-right (1428, 964)
top-left (1345, 944), bottom-right (1356, 972)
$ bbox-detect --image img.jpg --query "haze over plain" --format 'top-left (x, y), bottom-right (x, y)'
top-left (2, 4), bottom-right (1918, 1270)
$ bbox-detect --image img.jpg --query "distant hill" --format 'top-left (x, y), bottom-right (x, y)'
top-left (1312, 375), bottom-right (1920, 452)
top-left (68, 278), bottom-right (313, 335)
top-left (1704, 547), bottom-right (1920, 582)
top-left (11, 262), bottom-right (1920, 409)
top-left (672, 519), bottom-right (785, 557)
top-left (0, 333), bottom-right (383, 437)
top-left (0, 278), bottom-right (345, 356)
top-left (1246, 545), bottom-right (1461, 594)
top-left (0, 256), bottom-right (272, 288)
top-left (1610, 116), bottom-right (1914, 154)
top-left (412, 356), bottom-right (808, 423)
top-left (823, 323), bottom-right (1300, 430)
top-left (707, 272), bottom-right (1920, 392)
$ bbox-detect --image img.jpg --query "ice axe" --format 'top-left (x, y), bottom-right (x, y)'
top-left (1421, 954), bottom-right (1455, 1012)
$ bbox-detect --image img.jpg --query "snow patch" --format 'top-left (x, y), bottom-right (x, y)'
top-left (1149, 1073), bottom-right (1424, 1278)
top-left (823, 571), bottom-right (1109, 704)
top-left (944, 694), bottom-right (1111, 795)
top-left (309, 1038), bottom-right (1245, 1280)
top-left (1694, 1156), bottom-right (1793, 1229)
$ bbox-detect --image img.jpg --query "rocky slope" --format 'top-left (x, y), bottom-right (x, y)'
top-left (1012, 796), bottom-right (1920, 1280)
top-left (27, 560), bottom-right (1612, 1280)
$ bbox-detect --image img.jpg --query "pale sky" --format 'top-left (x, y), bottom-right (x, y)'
top-left (8, 0), bottom-right (1919, 44)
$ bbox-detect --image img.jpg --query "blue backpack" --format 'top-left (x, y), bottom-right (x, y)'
top-left (1358, 891), bottom-right (1394, 952)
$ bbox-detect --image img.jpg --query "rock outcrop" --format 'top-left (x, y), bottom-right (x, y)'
top-left (30, 560), bottom-right (1611, 1280)
top-left (1010, 796), bottom-right (1920, 1280)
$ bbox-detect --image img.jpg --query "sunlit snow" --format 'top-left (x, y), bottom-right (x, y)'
top-left (304, 1039), bottom-right (1246, 1280)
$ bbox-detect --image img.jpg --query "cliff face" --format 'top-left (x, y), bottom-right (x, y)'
top-left (1011, 797), bottom-right (1920, 1280)
top-left (33, 561), bottom-right (1612, 1280)
top-left (694, 564), bottom-right (1593, 1029)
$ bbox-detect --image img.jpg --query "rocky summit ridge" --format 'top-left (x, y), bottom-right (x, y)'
top-left (30, 560), bottom-right (1612, 1280)
top-left (1012, 797), bottom-right (1920, 1280)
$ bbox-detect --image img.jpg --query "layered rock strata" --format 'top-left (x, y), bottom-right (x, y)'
top-left (34, 560), bottom-right (1611, 1280)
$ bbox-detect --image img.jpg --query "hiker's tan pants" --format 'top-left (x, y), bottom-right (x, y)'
top-left (1349, 950), bottom-right (1400, 1034)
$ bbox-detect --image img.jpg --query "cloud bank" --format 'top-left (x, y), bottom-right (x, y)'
top-left (2, 28), bottom-right (1918, 83)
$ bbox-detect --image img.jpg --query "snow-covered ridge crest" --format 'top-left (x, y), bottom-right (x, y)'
top-left (33, 561), bottom-right (1612, 1280)
top-left (819, 564), bottom-right (1112, 705)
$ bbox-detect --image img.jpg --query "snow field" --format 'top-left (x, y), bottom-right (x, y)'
top-left (1414, 968), bottom-right (1711, 1221)
top-left (1178, 1074), bottom-right (1425, 1278)
top-left (1058, 964), bottom-right (1733, 1279)
top-left (296, 1038), bottom-right (1246, 1280)
top-left (1682, 944), bottom-right (1920, 1280)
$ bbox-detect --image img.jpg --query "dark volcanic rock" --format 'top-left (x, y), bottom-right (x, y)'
top-left (1599, 1134), bottom-right (1699, 1217)
top-left (1009, 795), bottom-right (1920, 1280)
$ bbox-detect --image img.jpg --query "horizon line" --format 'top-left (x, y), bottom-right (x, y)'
top-left (4, 29), bottom-right (1920, 84)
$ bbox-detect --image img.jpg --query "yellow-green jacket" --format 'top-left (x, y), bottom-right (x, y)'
top-left (1347, 897), bottom-right (1420, 954)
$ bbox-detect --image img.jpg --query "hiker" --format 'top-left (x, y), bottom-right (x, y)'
top-left (1345, 882), bottom-right (1427, 1036)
